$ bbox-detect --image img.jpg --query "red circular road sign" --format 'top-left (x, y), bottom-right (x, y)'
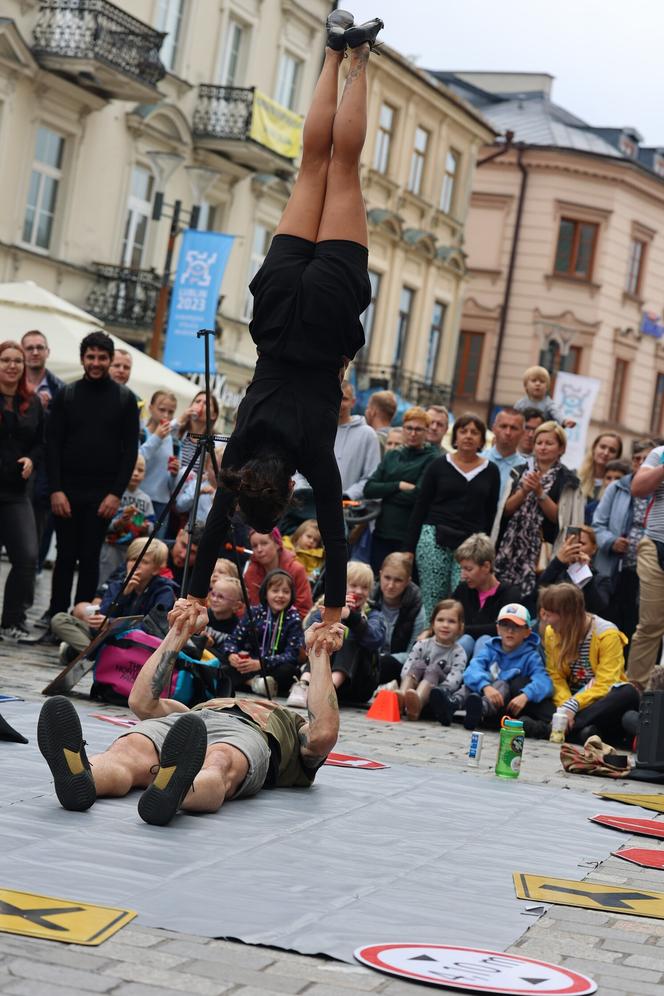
top-left (354, 944), bottom-right (597, 994)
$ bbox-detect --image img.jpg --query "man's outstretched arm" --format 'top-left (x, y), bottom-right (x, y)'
top-left (298, 622), bottom-right (343, 764)
top-left (128, 599), bottom-right (209, 720)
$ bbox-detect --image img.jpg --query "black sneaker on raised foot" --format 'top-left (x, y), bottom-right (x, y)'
top-left (463, 692), bottom-right (484, 731)
top-left (37, 696), bottom-right (96, 811)
top-left (345, 17), bottom-right (384, 51)
top-left (137, 713), bottom-right (207, 827)
top-left (326, 8), bottom-right (354, 29)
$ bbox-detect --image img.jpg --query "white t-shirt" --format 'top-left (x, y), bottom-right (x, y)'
top-left (643, 446), bottom-right (664, 543)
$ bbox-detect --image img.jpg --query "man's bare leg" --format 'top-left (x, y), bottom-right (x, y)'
top-left (89, 734), bottom-right (159, 796)
top-left (275, 47), bottom-right (344, 243)
top-left (180, 743), bottom-right (249, 813)
top-left (315, 43), bottom-right (370, 247)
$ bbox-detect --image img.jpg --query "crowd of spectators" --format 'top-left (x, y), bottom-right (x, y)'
top-left (1, 328), bottom-right (662, 752)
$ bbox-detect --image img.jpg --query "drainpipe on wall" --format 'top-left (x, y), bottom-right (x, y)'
top-left (486, 144), bottom-right (529, 417)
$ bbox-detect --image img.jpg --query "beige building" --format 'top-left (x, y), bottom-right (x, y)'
top-left (354, 48), bottom-right (495, 406)
top-left (435, 71), bottom-right (664, 442)
top-left (0, 4), bottom-right (492, 422)
top-left (0, 0), bottom-right (330, 422)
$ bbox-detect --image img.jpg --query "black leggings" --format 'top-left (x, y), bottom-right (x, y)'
top-left (0, 494), bottom-right (38, 627)
top-left (571, 684), bottom-right (640, 747)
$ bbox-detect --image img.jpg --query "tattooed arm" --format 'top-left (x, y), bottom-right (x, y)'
top-left (297, 622), bottom-right (343, 765)
top-left (127, 609), bottom-right (205, 719)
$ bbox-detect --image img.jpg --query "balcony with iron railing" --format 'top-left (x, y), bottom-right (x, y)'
top-left (192, 85), bottom-right (303, 174)
top-left (32, 0), bottom-right (166, 102)
top-left (353, 359), bottom-right (452, 408)
top-left (86, 263), bottom-right (161, 330)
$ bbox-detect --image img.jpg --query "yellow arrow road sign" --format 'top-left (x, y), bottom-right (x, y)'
top-left (513, 873), bottom-right (664, 919)
top-left (596, 791), bottom-right (664, 813)
top-left (0, 888), bottom-right (135, 944)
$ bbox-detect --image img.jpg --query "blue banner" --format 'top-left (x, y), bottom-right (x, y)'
top-left (641, 311), bottom-right (664, 339)
top-left (163, 230), bottom-right (235, 372)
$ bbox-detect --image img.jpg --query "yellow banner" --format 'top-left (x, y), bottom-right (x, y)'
top-left (596, 791), bottom-right (664, 813)
top-left (514, 872), bottom-right (664, 919)
top-left (250, 89), bottom-right (303, 160)
top-left (0, 887), bottom-right (135, 944)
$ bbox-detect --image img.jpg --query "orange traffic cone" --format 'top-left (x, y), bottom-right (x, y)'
top-left (366, 690), bottom-right (401, 722)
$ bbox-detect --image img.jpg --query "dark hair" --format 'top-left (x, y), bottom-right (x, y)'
top-left (451, 412), bottom-right (486, 450)
top-left (604, 459), bottom-right (630, 476)
top-left (185, 522), bottom-right (206, 546)
top-left (0, 340), bottom-right (32, 416)
top-left (521, 407), bottom-right (545, 424)
top-left (80, 330), bottom-right (114, 360)
top-left (180, 390), bottom-right (220, 436)
top-left (492, 406), bottom-right (524, 427)
top-left (430, 598), bottom-right (464, 629)
top-left (221, 455), bottom-right (292, 533)
top-left (259, 568), bottom-right (295, 610)
top-left (632, 438), bottom-right (655, 456)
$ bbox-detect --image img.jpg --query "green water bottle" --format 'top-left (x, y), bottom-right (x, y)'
top-left (495, 717), bottom-right (524, 779)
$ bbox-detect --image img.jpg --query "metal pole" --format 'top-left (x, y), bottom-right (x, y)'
top-left (149, 198), bottom-right (182, 359)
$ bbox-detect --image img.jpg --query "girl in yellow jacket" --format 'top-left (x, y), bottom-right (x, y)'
top-left (540, 582), bottom-right (639, 746)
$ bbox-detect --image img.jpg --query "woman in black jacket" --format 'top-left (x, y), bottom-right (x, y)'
top-left (404, 413), bottom-right (500, 617)
top-left (0, 341), bottom-right (44, 638)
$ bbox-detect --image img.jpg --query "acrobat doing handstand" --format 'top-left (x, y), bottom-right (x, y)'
top-left (172, 10), bottom-right (384, 652)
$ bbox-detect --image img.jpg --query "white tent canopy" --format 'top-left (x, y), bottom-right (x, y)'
top-left (0, 281), bottom-right (199, 413)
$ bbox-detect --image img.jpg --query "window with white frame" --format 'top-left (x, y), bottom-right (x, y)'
top-left (440, 148), bottom-right (460, 214)
top-left (274, 52), bottom-right (302, 110)
top-left (373, 103), bottom-right (395, 174)
top-left (243, 223), bottom-right (272, 319)
top-left (22, 125), bottom-right (65, 251)
top-left (121, 166), bottom-right (154, 269)
top-left (625, 237), bottom-right (647, 296)
top-left (408, 126), bottom-right (429, 195)
top-left (394, 286), bottom-right (414, 365)
top-left (197, 201), bottom-right (219, 232)
top-left (156, 0), bottom-right (185, 72)
top-left (360, 270), bottom-right (381, 354)
top-left (424, 301), bottom-right (446, 382)
top-left (219, 18), bottom-right (248, 86)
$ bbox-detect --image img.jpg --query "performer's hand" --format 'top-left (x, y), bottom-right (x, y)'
top-left (168, 596), bottom-right (208, 638)
top-left (307, 620), bottom-right (344, 657)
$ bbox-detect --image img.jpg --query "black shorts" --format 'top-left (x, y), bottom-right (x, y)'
top-left (248, 234), bottom-right (371, 371)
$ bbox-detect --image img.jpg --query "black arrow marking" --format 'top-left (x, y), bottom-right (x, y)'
top-left (541, 884), bottom-right (654, 910)
top-left (520, 979), bottom-right (548, 985)
top-left (0, 900), bottom-right (86, 931)
top-left (409, 954), bottom-right (437, 961)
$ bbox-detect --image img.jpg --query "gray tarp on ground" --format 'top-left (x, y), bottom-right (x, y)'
top-left (0, 701), bottom-right (631, 963)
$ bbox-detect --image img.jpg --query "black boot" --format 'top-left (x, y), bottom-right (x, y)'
top-left (326, 9), bottom-right (353, 51)
top-left (345, 17), bottom-right (384, 51)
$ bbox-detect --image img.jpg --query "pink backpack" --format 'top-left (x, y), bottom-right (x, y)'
top-left (92, 629), bottom-right (179, 705)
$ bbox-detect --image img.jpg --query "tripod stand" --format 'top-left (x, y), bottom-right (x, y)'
top-left (44, 329), bottom-right (274, 701)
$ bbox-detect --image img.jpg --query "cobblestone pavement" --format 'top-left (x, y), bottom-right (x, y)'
top-left (0, 572), bottom-right (663, 995)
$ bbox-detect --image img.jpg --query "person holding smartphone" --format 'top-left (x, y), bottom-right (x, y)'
top-left (537, 525), bottom-right (610, 615)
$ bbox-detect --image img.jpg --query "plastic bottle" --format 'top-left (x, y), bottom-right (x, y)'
top-left (495, 717), bottom-right (524, 779)
top-left (549, 709), bottom-right (568, 744)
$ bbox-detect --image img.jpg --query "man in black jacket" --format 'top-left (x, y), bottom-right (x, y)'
top-left (46, 331), bottom-right (139, 617)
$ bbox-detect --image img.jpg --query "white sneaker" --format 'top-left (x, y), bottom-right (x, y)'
top-left (249, 675), bottom-right (277, 698)
top-left (0, 625), bottom-right (30, 642)
top-left (286, 680), bottom-right (309, 709)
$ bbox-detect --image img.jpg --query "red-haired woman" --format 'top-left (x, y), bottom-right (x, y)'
top-left (0, 340), bottom-right (44, 638)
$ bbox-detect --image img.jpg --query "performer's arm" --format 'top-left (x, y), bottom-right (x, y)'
top-left (128, 604), bottom-right (208, 719)
top-left (297, 621), bottom-right (343, 765)
top-left (187, 485), bottom-right (236, 602)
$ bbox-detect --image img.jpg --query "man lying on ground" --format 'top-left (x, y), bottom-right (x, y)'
top-left (37, 601), bottom-right (343, 826)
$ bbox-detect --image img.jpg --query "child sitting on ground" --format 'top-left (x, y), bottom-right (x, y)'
top-left (99, 454), bottom-right (155, 584)
top-left (221, 568), bottom-right (304, 698)
top-left (295, 561), bottom-right (386, 707)
top-left (210, 557), bottom-right (240, 586)
top-left (204, 576), bottom-right (243, 659)
top-left (437, 603), bottom-right (554, 737)
top-left (398, 599), bottom-right (466, 721)
top-left (50, 538), bottom-right (178, 666)
top-left (283, 518), bottom-right (325, 581)
top-left (514, 366), bottom-right (575, 429)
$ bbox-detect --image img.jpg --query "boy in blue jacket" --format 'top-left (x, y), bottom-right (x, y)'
top-left (434, 603), bottom-right (554, 738)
